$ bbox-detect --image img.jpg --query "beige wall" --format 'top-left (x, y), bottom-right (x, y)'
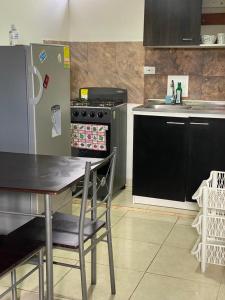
top-left (69, 0), bottom-right (145, 41)
top-left (69, 0), bottom-right (225, 42)
top-left (0, 0), bottom-right (69, 45)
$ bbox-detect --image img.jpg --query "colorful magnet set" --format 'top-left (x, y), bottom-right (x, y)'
top-left (71, 123), bottom-right (108, 151)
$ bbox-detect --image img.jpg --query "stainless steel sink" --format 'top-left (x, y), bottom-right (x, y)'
top-left (143, 101), bottom-right (225, 112)
top-left (190, 104), bottom-right (225, 111)
top-left (144, 103), bottom-right (192, 110)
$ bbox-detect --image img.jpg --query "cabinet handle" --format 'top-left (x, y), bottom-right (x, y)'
top-left (190, 122), bottom-right (209, 126)
top-left (166, 122), bottom-right (185, 125)
top-left (182, 38), bottom-right (193, 41)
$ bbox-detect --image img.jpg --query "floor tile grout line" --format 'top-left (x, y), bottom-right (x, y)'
top-left (111, 215), bottom-right (179, 246)
top-left (216, 284), bottom-right (222, 300)
top-left (53, 255), bottom-right (78, 262)
top-left (73, 199), bottom-right (196, 221)
top-left (17, 264), bottom-right (74, 295)
top-left (54, 261), bottom-right (77, 289)
top-left (111, 202), bottom-right (197, 218)
top-left (81, 260), bottom-right (148, 273)
top-left (18, 287), bottom-right (39, 293)
top-left (72, 203), bottom-right (129, 219)
top-left (147, 271), bottom-right (222, 288)
top-left (128, 216), bottom-right (178, 299)
top-left (145, 216), bottom-right (178, 271)
top-left (111, 214), bottom-right (127, 228)
top-left (112, 215), bottom-right (178, 225)
top-left (110, 234), bottom-right (163, 247)
top-left (111, 206), bottom-right (197, 222)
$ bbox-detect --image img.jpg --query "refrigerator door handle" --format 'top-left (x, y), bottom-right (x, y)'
top-left (30, 66), bottom-right (43, 105)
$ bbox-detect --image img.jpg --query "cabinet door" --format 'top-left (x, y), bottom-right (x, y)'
top-left (133, 116), bottom-right (187, 201)
top-left (144, 0), bottom-right (202, 46)
top-left (187, 118), bottom-right (225, 201)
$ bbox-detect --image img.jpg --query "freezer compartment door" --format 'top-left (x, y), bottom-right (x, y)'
top-left (0, 46), bottom-right (29, 153)
top-left (29, 44), bottom-right (71, 156)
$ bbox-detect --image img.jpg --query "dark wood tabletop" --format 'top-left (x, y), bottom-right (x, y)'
top-left (0, 152), bottom-right (99, 195)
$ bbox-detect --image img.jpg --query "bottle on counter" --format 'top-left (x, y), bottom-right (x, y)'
top-left (9, 24), bottom-right (19, 46)
top-left (176, 82), bottom-right (182, 104)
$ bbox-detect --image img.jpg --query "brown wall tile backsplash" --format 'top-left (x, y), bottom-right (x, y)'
top-left (145, 48), bottom-right (225, 101)
top-left (46, 41), bottom-right (225, 103)
top-left (70, 42), bottom-right (145, 104)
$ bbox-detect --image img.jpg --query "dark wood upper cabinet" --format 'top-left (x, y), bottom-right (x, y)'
top-left (144, 0), bottom-right (202, 46)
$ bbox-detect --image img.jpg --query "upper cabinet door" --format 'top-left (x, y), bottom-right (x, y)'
top-left (144, 0), bottom-right (202, 46)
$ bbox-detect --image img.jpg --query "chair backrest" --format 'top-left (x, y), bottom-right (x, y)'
top-left (79, 147), bottom-right (117, 242)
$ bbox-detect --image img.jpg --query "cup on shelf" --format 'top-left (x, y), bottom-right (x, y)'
top-left (217, 33), bottom-right (225, 44)
top-left (201, 34), bottom-right (217, 44)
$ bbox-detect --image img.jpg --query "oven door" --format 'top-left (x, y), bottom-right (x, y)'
top-left (71, 122), bottom-right (111, 158)
top-left (71, 122), bottom-right (111, 198)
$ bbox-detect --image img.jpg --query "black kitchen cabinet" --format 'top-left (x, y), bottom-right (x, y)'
top-left (144, 0), bottom-right (202, 46)
top-left (133, 115), bottom-right (187, 201)
top-left (187, 118), bottom-right (225, 201)
top-left (133, 115), bottom-right (225, 203)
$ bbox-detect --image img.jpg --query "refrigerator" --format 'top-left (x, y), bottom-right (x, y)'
top-left (0, 44), bottom-right (71, 234)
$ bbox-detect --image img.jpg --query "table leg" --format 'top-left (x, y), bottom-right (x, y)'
top-left (45, 194), bottom-right (53, 300)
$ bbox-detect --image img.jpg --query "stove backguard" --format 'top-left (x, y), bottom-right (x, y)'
top-left (79, 87), bottom-right (127, 104)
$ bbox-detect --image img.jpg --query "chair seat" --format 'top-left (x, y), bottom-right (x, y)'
top-left (0, 236), bottom-right (43, 278)
top-left (8, 213), bottom-right (106, 250)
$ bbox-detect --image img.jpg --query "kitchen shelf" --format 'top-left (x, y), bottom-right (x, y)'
top-left (200, 44), bottom-right (225, 48)
top-left (146, 44), bottom-right (225, 48)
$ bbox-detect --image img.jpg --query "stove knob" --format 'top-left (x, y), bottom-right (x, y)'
top-left (90, 111), bottom-right (95, 118)
top-left (73, 111), bottom-right (79, 117)
top-left (98, 112), bottom-right (104, 118)
top-left (81, 111), bottom-right (87, 117)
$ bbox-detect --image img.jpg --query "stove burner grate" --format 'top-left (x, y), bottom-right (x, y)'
top-left (71, 98), bottom-right (122, 108)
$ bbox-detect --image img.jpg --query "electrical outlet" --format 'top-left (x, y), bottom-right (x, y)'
top-left (167, 75), bottom-right (189, 97)
top-left (144, 66), bottom-right (156, 75)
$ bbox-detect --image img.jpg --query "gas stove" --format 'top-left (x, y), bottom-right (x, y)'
top-left (71, 87), bottom-right (127, 123)
top-left (71, 87), bottom-right (127, 107)
top-left (71, 99), bottom-right (122, 108)
top-left (71, 87), bottom-right (127, 196)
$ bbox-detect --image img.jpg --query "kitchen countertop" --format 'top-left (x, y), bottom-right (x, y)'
top-left (133, 99), bottom-right (225, 119)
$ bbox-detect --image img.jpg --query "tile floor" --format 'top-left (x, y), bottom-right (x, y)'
top-left (0, 188), bottom-right (225, 299)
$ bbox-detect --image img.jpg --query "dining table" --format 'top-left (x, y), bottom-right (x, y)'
top-left (0, 151), bottom-right (100, 299)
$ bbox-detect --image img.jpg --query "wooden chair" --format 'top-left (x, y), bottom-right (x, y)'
top-left (9, 148), bottom-right (117, 300)
top-left (0, 235), bottom-right (44, 299)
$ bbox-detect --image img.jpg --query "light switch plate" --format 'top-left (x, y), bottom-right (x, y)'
top-left (144, 66), bottom-right (156, 75)
top-left (167, 75), bottom-right (189, 97)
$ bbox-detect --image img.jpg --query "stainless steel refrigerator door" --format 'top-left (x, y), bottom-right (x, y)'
top-left (29, 44), bottom-right (72, 214)
top-left (29, 44), bottom-right (71, 156)
top-left (0, 46), bottom-right (32, 234)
